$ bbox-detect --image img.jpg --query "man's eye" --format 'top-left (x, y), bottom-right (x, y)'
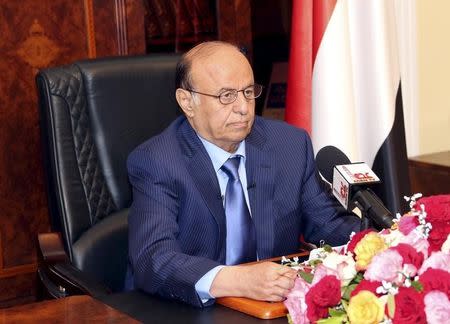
top-left (221, 91), bottom-right (233, 99)
top-left (244, 88), bottom-right (254, 97)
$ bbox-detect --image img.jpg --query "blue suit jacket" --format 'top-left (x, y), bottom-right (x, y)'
top-left (126, 116), bottom-right (359, 307)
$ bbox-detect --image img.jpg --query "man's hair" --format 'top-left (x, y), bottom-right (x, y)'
top-left (175, 41), bottom-right (245, 90)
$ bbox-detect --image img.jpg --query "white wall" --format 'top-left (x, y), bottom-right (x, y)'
top-left (416, 0), bottom-right (450, 155)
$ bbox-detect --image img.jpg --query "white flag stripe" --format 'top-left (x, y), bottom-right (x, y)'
top-left (312, 0), bottom-right (400, 167)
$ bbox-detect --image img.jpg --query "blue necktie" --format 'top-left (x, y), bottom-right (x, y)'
top-left (221, 156), bottom-right (256, 265)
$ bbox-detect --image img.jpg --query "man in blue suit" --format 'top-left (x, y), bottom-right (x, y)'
top-left (127, 41), bottom-right (360, 307)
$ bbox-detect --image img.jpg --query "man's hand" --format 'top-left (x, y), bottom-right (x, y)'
top-left (210, 262), bottom-right (297, 302)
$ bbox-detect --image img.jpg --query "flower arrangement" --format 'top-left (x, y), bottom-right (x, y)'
top-left (283, 194), bottom-right (450, 324)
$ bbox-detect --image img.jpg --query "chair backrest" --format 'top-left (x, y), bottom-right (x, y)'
top-left (36, 54), bottom-right (181, 291)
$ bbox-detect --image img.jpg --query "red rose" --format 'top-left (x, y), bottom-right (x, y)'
top-left (416, 194), bottom-right (450, 223)
top-left (392, 287), bottom-right (426, 324)
top-left (350, 279), bottom-right (382, 298)
top-left (414, 195), bottom-right (450, 253)
top-left (305, 275), bottom-right (341, 322)
top-left (347, 229), bottom-right (375, 254)
top-left (419, 268), bottom-right (450, 299)
top-left (428, 225), bottom-right (450, 252)
top-left (391, 243), bottom-right (424, 270)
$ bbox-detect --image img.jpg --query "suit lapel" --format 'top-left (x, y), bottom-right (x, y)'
top-left (245, 118), bottom-right (276, 259)
top-left (177, 118), bottom-right (226, 243)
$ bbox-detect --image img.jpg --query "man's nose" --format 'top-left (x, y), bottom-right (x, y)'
top-left (232, 91), bottom-right (250, 114)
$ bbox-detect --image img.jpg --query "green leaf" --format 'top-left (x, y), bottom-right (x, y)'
top-left (323, 244), bottom-right (333, 253)
top-left (298, 270), bottom-right (314, 284)
top-left (341, 299), bottom-right (349, 313)
top-left (387, 294), bottom-right (396, 318)
top-left (342, 283), bottom-right (357, 301)
top-left (411, 280), bottom-right (423, 292)
top-left (308, 259), bottom-right (324, 268)
top-left (329, 308), bottom-right (346, 317)
top-left (286, 313), bottom-right (294, 324)
top-left (351, 272), bottom-right (364, 284)
top-left (317, 314), bottom-right (348, 324)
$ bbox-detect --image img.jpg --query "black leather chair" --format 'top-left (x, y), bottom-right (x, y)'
top-left (36, 54), bottom-right (181, 298)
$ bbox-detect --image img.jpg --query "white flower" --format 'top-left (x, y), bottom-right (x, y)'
top-left (308, 247), bottom-right (327, 261)
top-left (322, 252), bottom-right (357, 285)
top-left (380, 229), bottom-right (405, 247)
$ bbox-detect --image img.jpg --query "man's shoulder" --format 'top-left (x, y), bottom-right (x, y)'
top-left (128, 116), bottom-right (185, 163)
top-left (253, 116), bottom-right (309, 143)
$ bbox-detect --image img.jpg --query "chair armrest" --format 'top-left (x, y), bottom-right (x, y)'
top-left (38, 233), bottom-right (111, 298)
top-left (38, 232), bottom-right (68, 264)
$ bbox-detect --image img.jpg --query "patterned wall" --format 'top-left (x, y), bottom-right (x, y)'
top-left (0, 0), bottom-right (249, 307)
top-left (0, 0), bottom-right (144, 307)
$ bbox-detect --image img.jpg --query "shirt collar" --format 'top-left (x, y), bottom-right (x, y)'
top-left (198, 135), bottom-right (246, 172)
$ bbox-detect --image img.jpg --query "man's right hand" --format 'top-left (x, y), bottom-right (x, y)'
top-left (209, 262), bottom-right (298, 302)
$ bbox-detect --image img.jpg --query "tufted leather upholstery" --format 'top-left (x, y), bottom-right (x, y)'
top-left (37, 54), bottom-right (181, 292)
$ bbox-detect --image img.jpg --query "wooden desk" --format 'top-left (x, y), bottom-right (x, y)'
top-left (409, 151), bottom-right (450, 195)
top-left (0, 295), bottom-right (139, 323)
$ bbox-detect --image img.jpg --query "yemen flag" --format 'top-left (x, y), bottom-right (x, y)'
top-left (286, 0), bottom-right (410, 213)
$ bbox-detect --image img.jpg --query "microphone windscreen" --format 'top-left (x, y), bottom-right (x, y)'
top-left (316, 146), bottom-right (351, 182)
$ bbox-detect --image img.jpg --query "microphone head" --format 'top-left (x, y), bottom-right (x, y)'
top-left (316, 146), bottom-right (351, 183)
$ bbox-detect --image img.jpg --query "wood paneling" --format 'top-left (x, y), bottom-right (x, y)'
top-left (409, 151), bottom-right (450, 196)
top-left (217, 0), bottom-right (253, 59)
top-left (0, 273), bottom-right (37, 308)
top-left (0, 2), bottom-right (89, 307)
top-left (0, 0), bottom-right (145, 307)
top-left (0, 0), bottom-right (251, 307)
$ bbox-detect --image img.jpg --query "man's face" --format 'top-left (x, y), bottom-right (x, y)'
top-left (187, 47), bottom-right (256, 152)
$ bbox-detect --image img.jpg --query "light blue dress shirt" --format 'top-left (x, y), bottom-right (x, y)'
top-left (194, 135), bottom-right (251, 302)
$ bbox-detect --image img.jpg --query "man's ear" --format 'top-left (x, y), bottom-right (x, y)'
top-left (176, 88), bottom-right (195, 118)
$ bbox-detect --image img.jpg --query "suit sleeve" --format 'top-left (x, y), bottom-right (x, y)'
top-left (298, 133), bottom-right (361, 246)
top-left (127, 148), bottom-right (220, 307)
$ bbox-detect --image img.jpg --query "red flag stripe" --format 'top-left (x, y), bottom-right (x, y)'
top-left (286, 0), bottom-right (336, 133)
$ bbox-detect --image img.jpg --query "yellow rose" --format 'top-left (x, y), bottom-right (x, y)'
top-left (348, 291), bottom-right (385, 324)
top-left (354, 232), bottom-right (387, 270)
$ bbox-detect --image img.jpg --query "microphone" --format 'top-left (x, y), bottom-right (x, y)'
top-left (316, 146), bottom-right (394, 229)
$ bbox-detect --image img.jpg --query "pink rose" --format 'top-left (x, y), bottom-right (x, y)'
top-left (284, 278), bottom-right (311, 324)
top-left (311, 264), bottom-right (339, 286)
top-left (418, 251), bottom-right (450, 275)
top-left (424, 291), bottom-right (450, 324)
top-left (401, 230), bottom-right (429, 259)
top-left (364, 249), bottom-right (403, 283)
top-left (398, 215), bottom-right (418, 235)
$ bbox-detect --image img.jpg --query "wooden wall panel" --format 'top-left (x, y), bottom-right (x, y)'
top-left (0, 0), bottom-right (249, 307)
top-left (0, 0), bottom-right (145, 307)
top-left (91, 0), bottom-right (145, 57)
top-left (0, 1), bottom-right (89, 306)
top-left (217, 0), bottom-right (252, 59)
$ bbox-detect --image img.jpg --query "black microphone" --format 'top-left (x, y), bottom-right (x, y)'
top-left (316, 146), bottom-right (351, 183)
top-left (316, 146), bottom-right (394, 229)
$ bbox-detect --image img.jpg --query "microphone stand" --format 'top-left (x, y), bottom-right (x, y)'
top-left (353, 200), bottom-right (371, 231)
top-left (351, 188), bottom-right (393, 230)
